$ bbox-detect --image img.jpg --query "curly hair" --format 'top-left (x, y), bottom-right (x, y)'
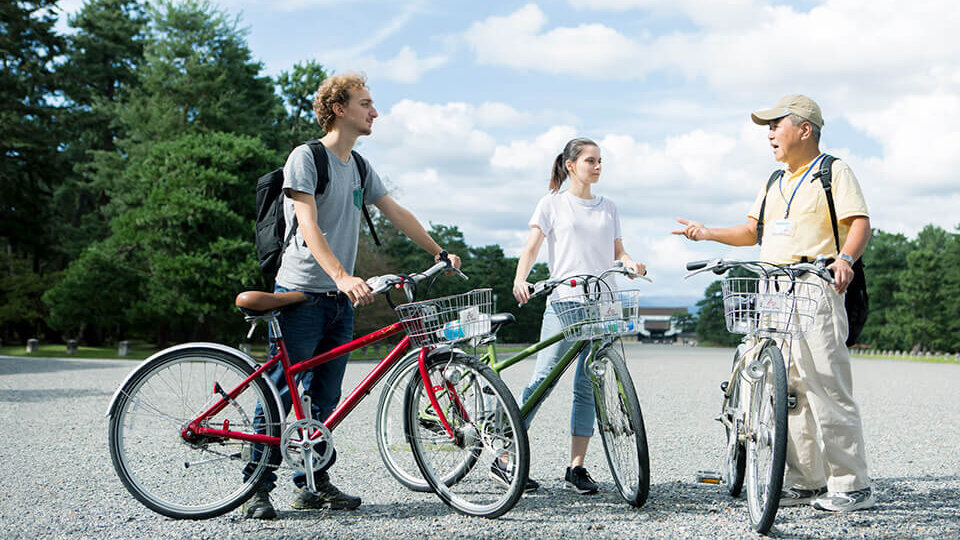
top-left (313, 72), bottom-right (368, 132)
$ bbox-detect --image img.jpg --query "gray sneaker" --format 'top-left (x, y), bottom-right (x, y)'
top-left (780, 485), bottom-right (827, 507)
top-left (813, 487), bottom-right (876, 512)
top-left (291, 473), bottom-right (361, 510)
top-left (242, 490), bottom-right (277, 519)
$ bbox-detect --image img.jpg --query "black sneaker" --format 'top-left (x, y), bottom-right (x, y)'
top-left (242, 489), bottom-right (277, 519)
top-left (564, 466), bottom-right (599, 494)
top-left (780, 485), bottom-right (827, 507)
top-left (489, 460), bottom-right (539, 492)
top-left (813, 487), bottom-right (876, 512)
top-left (291, 473), bottom-right (361, 510)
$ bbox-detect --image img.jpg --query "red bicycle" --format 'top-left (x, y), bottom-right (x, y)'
top-left (106, 253), bottom-right (529, 519)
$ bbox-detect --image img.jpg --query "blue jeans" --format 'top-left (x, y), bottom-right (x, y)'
top-left (244, 286), bottom-right (354, 492)
top-left (520, 302), bottom-right (595, 437)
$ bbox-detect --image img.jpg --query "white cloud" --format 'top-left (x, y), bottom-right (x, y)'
top-left (463, 4), bottom-right (648, 79)
top-left (567, 0), bottom-right (767, 28)
top-left (329, 47), bottom-right (448, 84)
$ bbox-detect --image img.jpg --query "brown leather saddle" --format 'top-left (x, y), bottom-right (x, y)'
top-left (235, 291), bottom-right (307, 317)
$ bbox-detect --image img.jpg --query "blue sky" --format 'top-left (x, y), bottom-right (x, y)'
top-left (60, 1), bottom-right (960, 304)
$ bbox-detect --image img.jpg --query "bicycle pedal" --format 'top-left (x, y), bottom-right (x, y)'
top-left (787, 391), bottom-right (798, 410)
top-left (695, 470), bottom-right (723, 484)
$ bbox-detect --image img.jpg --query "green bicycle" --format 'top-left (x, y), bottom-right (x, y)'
top-left (376, 263), bottom-right (651, 507)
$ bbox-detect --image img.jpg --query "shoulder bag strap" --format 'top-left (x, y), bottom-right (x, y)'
top-left (812, 154), bottom-right (841, 254)
top-left (351, 150), bottom-right (382, 247)
top-left (756, 169), bottom-right (785, 246)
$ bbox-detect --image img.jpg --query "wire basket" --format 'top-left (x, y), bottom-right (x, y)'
top-left (721, 277), bottom-right (824, 336)
top-left (551, 289), bottom-right (644, 341)
top-left (394, 288), bottom-right (493, 348)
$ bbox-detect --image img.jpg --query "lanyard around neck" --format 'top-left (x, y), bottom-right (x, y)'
top-left (780, 153), bottom-right (825, 219)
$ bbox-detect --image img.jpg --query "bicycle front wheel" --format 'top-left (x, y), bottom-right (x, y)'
top-left (108, 347), bottom-right (280, 519)
top-left (405, 352), bottom-right (529, 519)
top-left (590, 345), bottom-right (650, 507)
top-left (375, 348), bottom-right (433, 492)
top-left (744, 342), bottom-right (788, 534)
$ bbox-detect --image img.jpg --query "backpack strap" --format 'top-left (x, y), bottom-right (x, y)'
top-left (351, 150), bottom-right (382, 247)
top-left (755, 169), bottom-right (784, 246)
top-left (279, 140), bottom-right (332, 250)
top-left (812, 154), bottom-right (841, 254)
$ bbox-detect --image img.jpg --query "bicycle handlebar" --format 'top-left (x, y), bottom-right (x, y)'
top-left (683, 256), bottom-right (834, 284)
top-left (365, 250), bottom-right (467, 300)
top-left (525, 262), bottom-right (652, 303)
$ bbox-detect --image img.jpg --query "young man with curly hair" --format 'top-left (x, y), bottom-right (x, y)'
top-left (244, 73), bottom-right (461, 519)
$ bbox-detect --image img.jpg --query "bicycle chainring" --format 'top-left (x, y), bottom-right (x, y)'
top-left (280, 418), bottom-right (334, 475)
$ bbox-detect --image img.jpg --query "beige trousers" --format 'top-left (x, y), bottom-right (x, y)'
top-left (783, 275), bottom-right (870, 492)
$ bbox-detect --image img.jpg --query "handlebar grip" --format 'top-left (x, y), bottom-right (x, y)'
top-left (686, 260), bottom-right (709, 271)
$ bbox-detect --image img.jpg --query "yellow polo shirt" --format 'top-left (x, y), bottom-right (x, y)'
top-left (748, 157), bottom-right (869, 264)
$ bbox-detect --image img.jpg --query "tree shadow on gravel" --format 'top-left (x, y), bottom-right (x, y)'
top-left (0, 356), bottom-right (122, 376)
top-left (0, 388), bottom-right (111, 403)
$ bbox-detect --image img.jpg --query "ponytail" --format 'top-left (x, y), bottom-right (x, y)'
top-left (549, 153), bottom-right (567, 193)
top-left (548, 137), bottom-right (598, 193)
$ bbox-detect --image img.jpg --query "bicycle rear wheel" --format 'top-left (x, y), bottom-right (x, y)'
top-left (722, 351), bottom-right (747, 497)
top-left (590, 345), bottom-right (650, 507)
top-left (744, 342), bottom-right (788, 534)
top-left (405, 351), bottom-right (529, 519)
top-left (375, 349), bottom-right (433, 492)
top-left (108, 347), bottom-right (280, 519)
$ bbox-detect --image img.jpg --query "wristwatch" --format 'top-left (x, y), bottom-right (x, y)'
top-left (838, 253), bottom-right (855, 265)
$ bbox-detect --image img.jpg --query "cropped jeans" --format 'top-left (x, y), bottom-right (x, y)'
top-left (244, 285), bottom-right (354, 492)
top-left (520, 302), bottom-right (595, 437)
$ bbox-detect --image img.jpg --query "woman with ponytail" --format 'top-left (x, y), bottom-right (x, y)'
top-left (504, 137), bottom-right (646, 495)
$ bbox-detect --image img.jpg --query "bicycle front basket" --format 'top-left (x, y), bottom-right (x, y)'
top-left (394, 288), bottom-right (493, 348)
top-left (721, 277), bottom-right (823, 336)
top-left (551, 289), bottom-right (643, 341)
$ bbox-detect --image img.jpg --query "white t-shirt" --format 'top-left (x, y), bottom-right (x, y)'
top-left (529, 191), bottom-right (623, 300)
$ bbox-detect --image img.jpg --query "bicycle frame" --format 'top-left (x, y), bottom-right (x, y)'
top-left (480, 331), bottom-right (603, 419)
top-left (185, 322), bottom-right (412, 446)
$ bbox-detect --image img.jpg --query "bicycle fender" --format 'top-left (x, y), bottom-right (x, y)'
top-left (105, 342), bottom-right (286, 426)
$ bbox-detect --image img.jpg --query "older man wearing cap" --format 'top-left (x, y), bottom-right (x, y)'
top-left (673, 94), bottom-right (875, 512)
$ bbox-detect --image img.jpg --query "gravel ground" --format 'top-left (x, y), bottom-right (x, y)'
top-left (1, 344), bottom-right (958, 539)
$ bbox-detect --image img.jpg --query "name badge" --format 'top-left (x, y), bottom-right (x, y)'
top-left (771, 220), bottom-right (793, 236)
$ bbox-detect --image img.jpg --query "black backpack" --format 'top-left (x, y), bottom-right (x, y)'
top-left (756, 155), bottom-right (869, 346)
top-left (255, 139), bottom-right (381, 276)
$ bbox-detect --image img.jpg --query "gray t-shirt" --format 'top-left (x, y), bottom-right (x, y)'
top-left (275, 144), bottom-right (388, 292)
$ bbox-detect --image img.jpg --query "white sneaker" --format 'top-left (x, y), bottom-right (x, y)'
top-left (813, 487), bottom-right (876, 512)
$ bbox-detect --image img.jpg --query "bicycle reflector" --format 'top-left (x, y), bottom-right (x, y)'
top-left (696, 470), bottom-right (723, 484)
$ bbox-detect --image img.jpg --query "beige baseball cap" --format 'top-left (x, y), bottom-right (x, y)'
top-left (751, 94), bottom-right (824, 128)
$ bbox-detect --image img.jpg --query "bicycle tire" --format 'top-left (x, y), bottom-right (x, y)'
top-left (405, 351), bottom-right (529, 519)
top-left (723, 351), bottom-right (747, 498)
top-left (744, 342), bottom-right (788, 534)
top-left (375, 348), bottom-right (434, 492)
top-left (108, 347), bottom-right (281, 519)
top-left (590, 345), bottom-right (650, 507)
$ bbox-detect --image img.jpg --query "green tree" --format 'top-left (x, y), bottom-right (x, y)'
top-left (0, 1), bottom-right (66, 342)
top-left (45, 132), bottom-right (279, 345)
top-left (0, 0), bottom-right (66, 265)
top-left (276, 60), bottom-right (328, 146)
top-left (54, 0), bottom-right (148, 259)
top-left (121, 0), bottom-right (283, 145)
top-left (890, 225), bottom-right (960, 352)
top-left (859, 230), bottom-right (913, 349)
top-left (671, 310), bottom-right (697, 333)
